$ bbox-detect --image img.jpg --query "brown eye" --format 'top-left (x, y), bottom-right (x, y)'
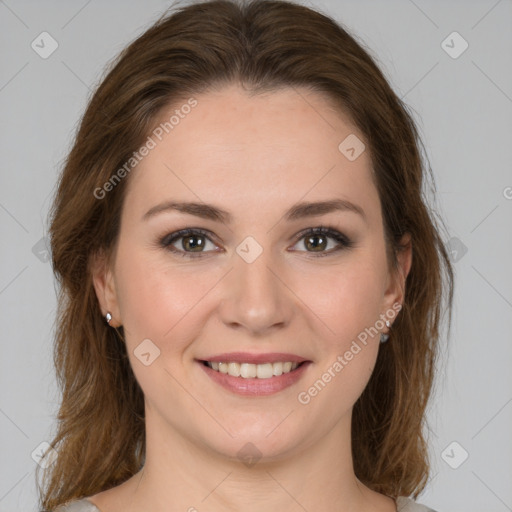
top-left (291, 227), bottom-right (354, 257)
top-left (180, 234), bottom-right (206, 252)
top-left (160, 228), bottom-right (219, 258)
top-left (304, 233), bottom-right (328, 252)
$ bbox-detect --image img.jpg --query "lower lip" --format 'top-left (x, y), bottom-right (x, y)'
top-left (197, 361), bottom-right (312, 396)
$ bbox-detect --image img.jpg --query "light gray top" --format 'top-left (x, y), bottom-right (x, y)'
top-left (53, 496), bottom-right (438, 511)
top-left (53, 500), bottom-right (99, 512)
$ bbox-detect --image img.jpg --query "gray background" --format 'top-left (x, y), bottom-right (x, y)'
top-left (1, 1), bottom-right (511, 511)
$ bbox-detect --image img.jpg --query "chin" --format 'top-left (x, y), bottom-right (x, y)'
top-left (198, 419), bottom-right (309, 465)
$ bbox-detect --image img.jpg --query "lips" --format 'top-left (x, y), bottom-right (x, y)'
top-left (196, 352), bottom-right (312, 396)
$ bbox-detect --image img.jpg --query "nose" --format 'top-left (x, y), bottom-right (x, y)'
top-left (217, 244), bottom-right (294, 336)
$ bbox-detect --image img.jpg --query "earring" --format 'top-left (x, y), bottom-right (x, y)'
top-left (105, 312), bottom-right (112, 325)
top-left (380, 320), bottom-right (391, 343)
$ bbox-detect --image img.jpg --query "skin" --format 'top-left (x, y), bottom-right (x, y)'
top-left (91, 84), bottom-right (412, 512)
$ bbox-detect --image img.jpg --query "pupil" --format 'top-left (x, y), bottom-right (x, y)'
top-left (307, 235), bottom-right (326, 251)
top-left (184, 235), bottom-right (204, 252)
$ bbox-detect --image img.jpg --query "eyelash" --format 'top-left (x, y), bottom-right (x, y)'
top-left (159, 226), bottom-right (354, 259)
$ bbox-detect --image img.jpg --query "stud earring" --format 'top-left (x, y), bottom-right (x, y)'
top-left (105, 312), bottom-right (112, 325)
top-left (380, 320), bottom-right (391, 343)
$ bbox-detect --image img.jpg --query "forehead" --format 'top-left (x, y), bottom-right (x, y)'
top-left (124, 84), bottom-right (379, 223)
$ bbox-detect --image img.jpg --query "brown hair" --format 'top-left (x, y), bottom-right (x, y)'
top-left (39, 0), bottom-right (454, 509)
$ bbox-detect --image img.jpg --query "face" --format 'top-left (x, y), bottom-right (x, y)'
top-left (93, 84), bottom-right (410, 462)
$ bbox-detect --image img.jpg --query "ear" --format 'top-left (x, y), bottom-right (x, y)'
top-left (382, 233), bottom-right (412, 316)
top-left (90, 249), bottom-right (121, 327)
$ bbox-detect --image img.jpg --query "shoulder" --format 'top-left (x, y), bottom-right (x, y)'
top-left (396, 496), bottom-right (439, 512)
top-left (53, 498), bottom-right (101, 512)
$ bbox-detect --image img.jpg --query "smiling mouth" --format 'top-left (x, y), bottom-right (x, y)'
top-left (201, 360), bottom-right (306, 379)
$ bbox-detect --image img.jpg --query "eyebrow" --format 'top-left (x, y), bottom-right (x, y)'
top-left (142, 198), bottom-right (367, 224)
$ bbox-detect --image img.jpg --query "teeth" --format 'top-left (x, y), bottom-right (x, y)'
top-left (240, 363), bottom-right (257, 378)
top-left (206, 361), bottom-right (300, 379)
top-left (228, 362), bottom-right (241, 377)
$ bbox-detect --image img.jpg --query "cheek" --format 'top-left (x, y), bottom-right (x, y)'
top-left (113, 248), bottom-right (216, 401)
top-left (299, 256), bottom-right (386, 346)
top-left (294, 255), bottom-right (385, 395)
top-left (296, 269), bottom-right (383, 415)
top-left (114, 245), bottom-right (219, 351)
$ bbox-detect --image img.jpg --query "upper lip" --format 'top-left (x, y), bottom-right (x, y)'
top-left (198, 352), bottom-right (309, 364)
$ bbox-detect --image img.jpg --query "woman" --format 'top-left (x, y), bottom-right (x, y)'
top-left (39, 0), bottom-right (454, 511)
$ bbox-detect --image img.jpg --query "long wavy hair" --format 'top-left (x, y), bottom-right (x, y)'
top-left (39, 0), bottom-right (454, 509)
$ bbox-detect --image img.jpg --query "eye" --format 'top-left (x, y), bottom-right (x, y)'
top-left (290, 226), bottom-right (354, 257)
top-left (159, 226), bottom-right (354, 259)
top-left (160, 228), bottom-right (219, 258)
